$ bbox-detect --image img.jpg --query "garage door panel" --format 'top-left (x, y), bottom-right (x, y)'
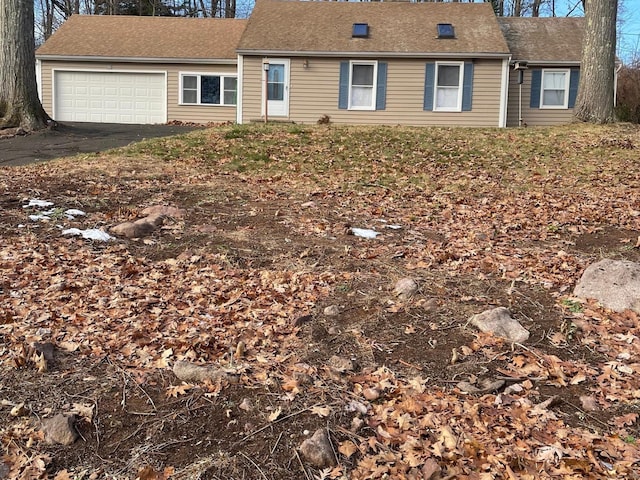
top-left (54, 71), bottom-right (166, 124)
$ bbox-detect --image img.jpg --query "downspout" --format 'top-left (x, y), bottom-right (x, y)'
top-left (36, 58), bottom-right (43, 103)
top-left (498, 56), bottom-right (511, 128)
top-left (236, 54), bottom-right (244, 124)
top-left (614, 62), bottom-right (622, 107)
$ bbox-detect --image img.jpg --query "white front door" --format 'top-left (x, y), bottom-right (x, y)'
top-left (264, 59), bottom-right (289, 117)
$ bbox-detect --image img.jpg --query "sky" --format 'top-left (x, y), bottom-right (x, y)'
top-left (619, 0), bottom-right (640, 62)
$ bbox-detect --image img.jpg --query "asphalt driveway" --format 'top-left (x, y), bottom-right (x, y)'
top-left (0, 122), bottom-right (205, 167)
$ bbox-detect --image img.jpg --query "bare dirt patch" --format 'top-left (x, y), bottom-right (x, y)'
top-left (2, 124), bottom-right (640, 479)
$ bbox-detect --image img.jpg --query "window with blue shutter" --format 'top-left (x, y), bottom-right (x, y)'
top-left (338, 61), bottom-right (349, 109)
top-left (424, 63), bottom-right (435, 111)
top-left (425, 62), bottom-right (472, 112)
top-left (338, 61), bottom-right (386, 111)
top-left (462, 62), bottom-right (474, 111)
top-left (530, 69), bottom-right (542, 108)
top-left (376, 62), bottom-right (387, 110)
top-left (568, 68), bottom-right (579, 108)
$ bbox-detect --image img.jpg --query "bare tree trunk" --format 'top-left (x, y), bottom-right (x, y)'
top-left (0, 0), bottom-right (49, 130)
top-left (532, 0), bottom-right (542, 16)
top-left (574, 0), bottom-right (617, 123)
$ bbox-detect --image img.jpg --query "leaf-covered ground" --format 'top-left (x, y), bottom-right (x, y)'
top-left (1, 123), bottom-right (640, 479)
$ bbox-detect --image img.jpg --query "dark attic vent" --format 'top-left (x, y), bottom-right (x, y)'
top-left (437, 23), bottom-right (455, 39)
top-left (352, 23), bottom-right (369, 38)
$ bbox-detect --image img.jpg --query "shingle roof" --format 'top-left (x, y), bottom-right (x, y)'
top-left (498, 17), bottom-right (584, 63)
top-left (36, 15), bottom-right (247, 60)
top-left (238, 0), bottom-right (510, 57)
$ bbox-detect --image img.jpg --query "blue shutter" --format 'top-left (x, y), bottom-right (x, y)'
top-left (530, 69), bottom-right (542, 108)
top-left (462, 62), bottom-right (474, 111)
top-left (376, 62), bottom-right (387, 110)
top-left (568, 68), bottom-right (580, 108)
top-left (424, 63), bottom-right (435, 111)
top-left (339, 61), bottom-right (349, 109)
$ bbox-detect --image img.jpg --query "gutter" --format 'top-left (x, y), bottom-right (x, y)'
top-left (36, 55), bottom-right (238, 65)
top-left (236, 50), bottom-right (511, 59)
top-left (510, 60), bottom-right (581, 67)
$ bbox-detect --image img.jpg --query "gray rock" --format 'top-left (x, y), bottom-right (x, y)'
top-left (42, 414), bottom-right (78, 445)
top-left (394, 277), bottom-right (418, 300)
top-left (323, 305), bottom-right (340, 316)
top-left (299, 429), bottom-right (337, 468)
top-left (173, 360), bottom-right (227, 383)
top-left (470, 307), bottom-right (530, 343)
top-left (110, 214), bottom-right (165, 238)
top-left (573, 259), bottom-right (640, 313)
top-left (327, 355), bottom-right (354, 373)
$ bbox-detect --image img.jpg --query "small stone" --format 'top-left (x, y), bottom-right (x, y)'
top-left (394, 277), bottom-right (418, 300)
top-left (327, 355), bottom-right (354, 373)
top-left (110, 214), bottom-right (165, 238)
top-left (42, 414), bottom-right (78, 445)
top-left (10, 403), bottom-right (29, 417)
top-left (579, 395), bottom-right (599, 412)
top-left (457, 378), bottom-right (505, 394)
top-left (470, 307), bottom-right (530, 343)
top-left (299, 429), bottom-right (337, 468)
top-left (173, 360), bottom-right (227, 383)
top-left (239, 398), bottom-right (253, 411)
top-left (323, 305), bottom-right (340, 316)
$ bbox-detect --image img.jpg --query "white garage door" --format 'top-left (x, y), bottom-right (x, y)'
top-left (54, 71), bottom-right (166, 124)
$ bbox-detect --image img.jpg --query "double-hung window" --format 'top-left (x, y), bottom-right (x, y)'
top-left (180, 73), bottom-right (237, 106)
top-left (541, 69), bottom-right (569, 109)
top-left (434, 62), bottom-right (463, 111)
top-left (349, 61), bottom-right (377, 110)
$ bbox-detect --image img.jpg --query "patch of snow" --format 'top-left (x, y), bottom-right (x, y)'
top-left (350, 227), bottom-right (380, 239)
top-left (29, 214), bottom-right (51, 222)
top-left (23, 199), bottom-right (54, 208)
top-left (65, 209), bottom-right (86, 218)
top-left (62, 228), bottom-right (113, 242)
top-left (385, 225), bottom-right (402, 230)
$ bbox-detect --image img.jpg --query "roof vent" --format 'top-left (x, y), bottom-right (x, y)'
top-left (352, 23), bottom-right (369, 38)
top-left (437, 23), bottom-right (455, 39)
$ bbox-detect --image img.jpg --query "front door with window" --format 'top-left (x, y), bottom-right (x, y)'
top-left (265, 59), bottom-right (289, 117)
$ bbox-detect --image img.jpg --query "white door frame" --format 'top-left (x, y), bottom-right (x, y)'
top-left (262, 58), bottom-right (290, 118)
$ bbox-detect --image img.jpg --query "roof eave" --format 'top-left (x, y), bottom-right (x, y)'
top-left (36, 54), bottom-right (238, 64)
top-left (237, 50), bottom-right (510, 59)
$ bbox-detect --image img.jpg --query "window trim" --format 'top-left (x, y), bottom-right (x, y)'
top-left (179, 72), bottom-right (237, 106)
top-left (348, 60), bottom-right (378, 111)
top-left (540, 69), bottom-right (570, 109)
top-left (434, 61), bottom-right (464, 112)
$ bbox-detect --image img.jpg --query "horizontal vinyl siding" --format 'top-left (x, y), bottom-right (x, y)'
top-left (39, 60), bottom-right (237, 124)
top-left (506, 69), bottom-right (575, 127)
top-left (242, 56), bottom-right (503, 127)
top-left (241, 56), bottom-right (265, 122)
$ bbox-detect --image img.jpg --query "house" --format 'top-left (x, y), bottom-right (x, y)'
top-left (36, 15), bottom-right (246, 124)
top-left (35, 1), bottom-right (585, 127)
top-left (499, 17), bottom-right (584, 126)
top-left (236, 0), bottom-right (512, 127)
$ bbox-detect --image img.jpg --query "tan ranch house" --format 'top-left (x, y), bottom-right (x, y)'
top-left (36, 0), bottom-right (584, 127)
